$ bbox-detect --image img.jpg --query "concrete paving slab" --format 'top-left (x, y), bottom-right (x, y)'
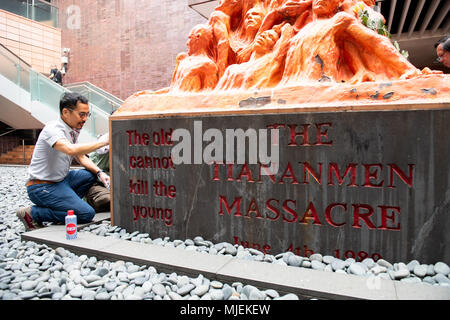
top-left (97, 238), bottom-right (234, 279)
top-left (22, 227), bottom-right (125, 260)
top-left (393, 280), bottom-right (450, 300)
top-left (215, 257), bottom-right (398, 300)
top-left (20, 222), bottom-right (450, 300)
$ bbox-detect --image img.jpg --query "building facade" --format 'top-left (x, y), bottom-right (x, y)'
top-left (55, 0), bottom-right (204, 100)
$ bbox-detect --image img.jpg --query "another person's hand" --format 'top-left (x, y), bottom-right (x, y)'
top-left (98, 133), bottom-right (109, 146)
top-left (98, 171), bottom-right (110, 189)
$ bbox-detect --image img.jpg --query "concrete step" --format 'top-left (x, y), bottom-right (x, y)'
top-left (20, 214), bottom-right (450, 300)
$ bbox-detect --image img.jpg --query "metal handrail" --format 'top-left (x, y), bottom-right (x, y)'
top-left (35, 0), bottom-right (59, 10)
top-left (0, 43), bottom-right (110, 140)
top-left (0, 44), bottom-right (32, 68)
top-left (64, 81), bottom-right (123, 114)
top-left (65, 81), bottom-right (123, 105)
top-left (0, 129), bottom-right (17, 138)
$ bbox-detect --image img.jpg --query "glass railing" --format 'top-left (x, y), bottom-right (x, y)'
top-left (0, 43), bottom-right (112, 139)
top-left (0, 44), bottom-right (31, 92)
top-left (65, 82), bottom-right (123, 115)
top-left (0, 0), bottom-right (58, 28)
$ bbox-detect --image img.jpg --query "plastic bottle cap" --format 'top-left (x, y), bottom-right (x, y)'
top-left (67, 210), bottom-right (74, 215)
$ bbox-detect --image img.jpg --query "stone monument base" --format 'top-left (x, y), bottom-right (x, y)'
top-left (110, 75), bottom-right (450, 264)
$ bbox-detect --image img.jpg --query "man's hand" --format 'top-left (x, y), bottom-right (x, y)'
top-left (98, 171), bottom-right (110, 189)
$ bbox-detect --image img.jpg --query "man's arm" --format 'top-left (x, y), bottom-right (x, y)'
top-left (76, 153), bottom-right (101, 174)
top-left (76, 154), bottom-right (110, 188)
top-left (53, 136), bottom-right (108, 157)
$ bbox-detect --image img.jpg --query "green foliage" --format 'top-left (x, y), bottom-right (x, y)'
top-left (358, 9), bottom-right (409, 59)
top-left (393, 41), bottom-right (409, 59)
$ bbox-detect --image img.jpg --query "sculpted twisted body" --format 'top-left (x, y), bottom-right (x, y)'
top-left (165, 0), bottom-right (435, 90)
top-left (117, 0), bottom-right (449, 113)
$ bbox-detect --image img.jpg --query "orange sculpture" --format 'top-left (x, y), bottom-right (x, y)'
top-left (116, 0), bottom-right (449, 114)
top-left (281, 0), bottom-right (421, 84)
top-left (216, 23), bottom-right (294, 90)
top-left (155, 24), bottom-right (218, 93)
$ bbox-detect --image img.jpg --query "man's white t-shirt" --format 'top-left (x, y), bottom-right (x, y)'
top-left (28, 118), bottom-right (79, 182)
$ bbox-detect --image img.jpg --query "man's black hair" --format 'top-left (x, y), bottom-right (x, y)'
top-left (443, 38), bottom-right (450, 52)
top-left (59, 92), bottom-right (89, 114)
top-left (434, 35), bottom-right (449, 48)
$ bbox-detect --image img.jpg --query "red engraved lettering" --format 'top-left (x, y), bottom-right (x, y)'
top-left (142, 133), bottom-right (150, 145)
top-left (257, 163), bottom-right (276, 183)
top-left (152, 131), bottom-right (160, 146)
top-left (345, 250), bottom-right (356, 259)
top-left (299, 202), bottom-right (322, 225)
top-left (328, 163), bottom-right (358, 186)
top-left (165, 128), bottom-right (174, 146)
top-left (279, 163), bottom-right (299, 184)
top-left (218, 196), bottom-right (242, 216)
top-left (262, 244), bottom-right (271, 254)
top-left (288, 124), bottom-right (311, 146)
top-left (129, 180), bottom-right (136, 194)
top-left (140, 207), bottom-right (148, 219)
top-left (265, 199), bottom-right (280, 221)
top-left (378, 205), bottom-right (401, 231)
top-left (303, 162), bottom-right (322, 184)
top-left (325, 203), bottom-right (347, 227)
top-left (303, 245), bottom-right (314, 257)
top-left (127, 130), bottom-right (142, 146)
top-left (358, 251), bottom-right (369, 261)
top-left (363, 164), bottom-right (384, 188)
top-left (352, 204), bottom-right (376, 229)
top-left (245, 198), bottom-right (263, 219)
top-left (315, 122), bottom-right (333, 146)
top-left (388, 164), bottom-right (414, 188)
top-left (282, 199), bottom-right (297, 223)
top-left (212, 163), bottom-right (220, 181)
top-left (227, 164), bottom-right (234, 181)
top-left (168, 185), bottom-right (176, 199)
top-left (237, 163), bottom-right (255, 182)
top-left (130, 156), bottom-right (136, 169)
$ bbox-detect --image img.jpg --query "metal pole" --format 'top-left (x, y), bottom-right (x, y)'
top-left (22, 140), bottom-right (25, 164)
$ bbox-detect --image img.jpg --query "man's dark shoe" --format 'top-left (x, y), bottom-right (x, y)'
top-left (16, 206), bottom-right (42, 231)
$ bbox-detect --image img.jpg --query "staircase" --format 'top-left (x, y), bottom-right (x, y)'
top-left (0, 43), bottom-right (119, 144)
top-left (0, 145), bottom-right (34, 165)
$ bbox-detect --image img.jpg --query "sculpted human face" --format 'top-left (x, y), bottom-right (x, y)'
top-left (244, 7), bottom-right (265, 31)
top-left (187, 26), bottom-right (210, 55)
top-left (313, 0), bottom-right (340, 16)
top-left (254, 30), bottom-right (279, 53)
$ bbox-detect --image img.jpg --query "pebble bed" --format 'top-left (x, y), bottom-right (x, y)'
top-left (0, 166), bottom-right (299, 300)
top-left (1, 166), bottom-right (449, 300)
top-left (85, 223), bottom-right (450, 288)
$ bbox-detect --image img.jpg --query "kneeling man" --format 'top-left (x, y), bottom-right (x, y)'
top-left (17, 92), bottom-right (110, 231)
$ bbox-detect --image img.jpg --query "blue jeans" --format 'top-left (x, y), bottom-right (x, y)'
top-left (27, 169), bottom-right (97, 224)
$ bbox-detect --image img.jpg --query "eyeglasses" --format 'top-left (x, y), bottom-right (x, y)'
top-left (69, 109), bottom-right (91, 118)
